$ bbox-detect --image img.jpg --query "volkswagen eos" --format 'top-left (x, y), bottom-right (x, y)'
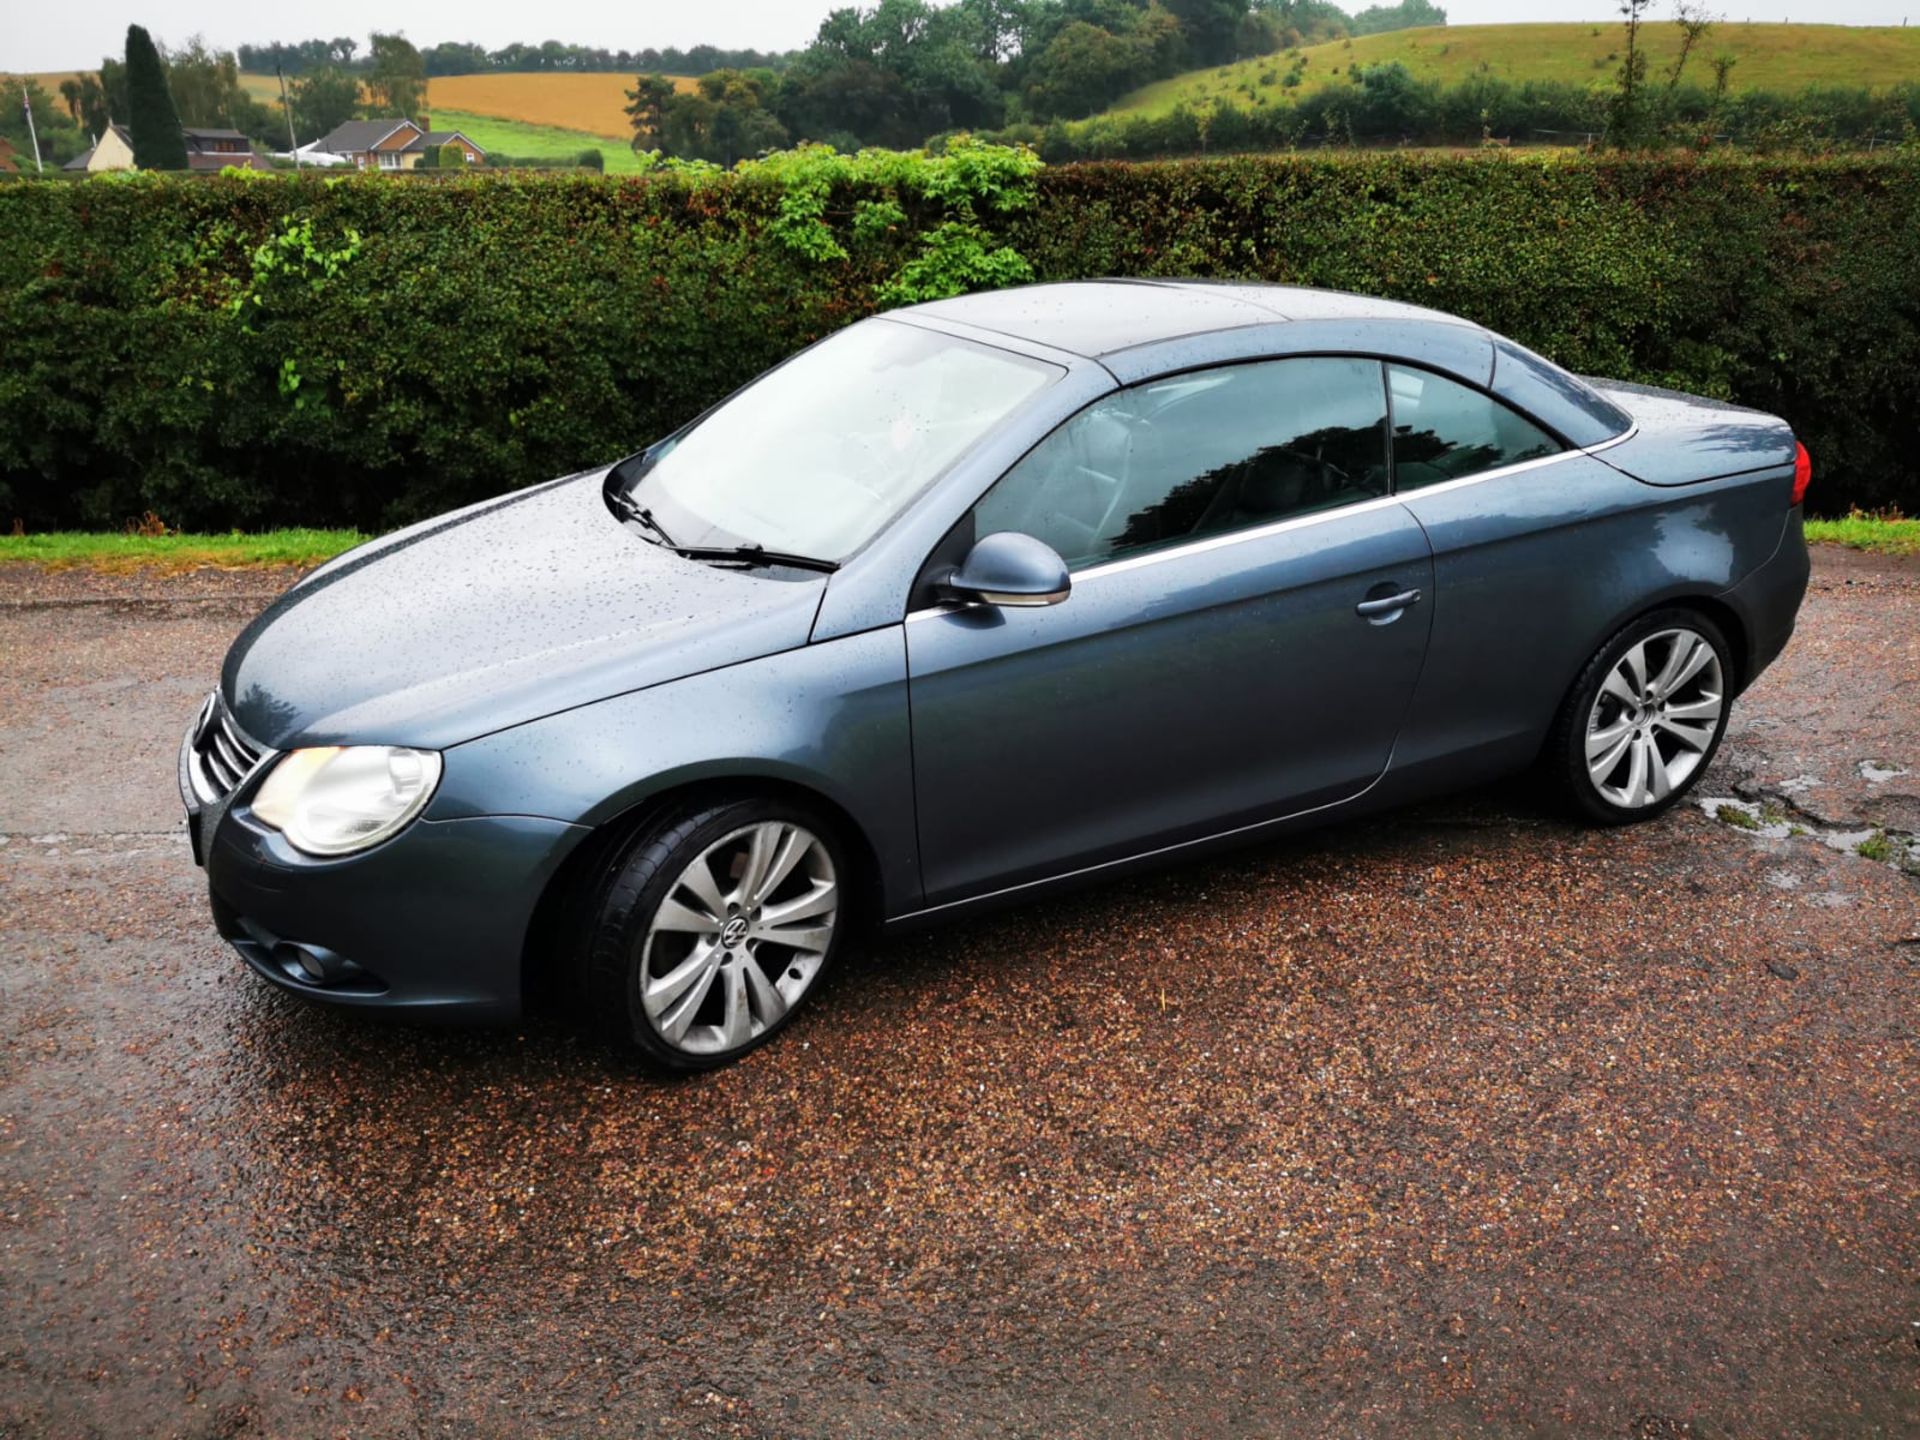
top-left (181, 281), bottom-right (1812, 1068)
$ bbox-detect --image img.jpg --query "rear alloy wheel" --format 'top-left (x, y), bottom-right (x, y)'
top-left (1552, 610), bottom-right (1733, 824)
top-left (583, 801), bottom-right (847, 1069)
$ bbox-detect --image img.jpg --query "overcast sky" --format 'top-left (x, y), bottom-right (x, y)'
top-left (10, 0), bottom-right (1917, 74)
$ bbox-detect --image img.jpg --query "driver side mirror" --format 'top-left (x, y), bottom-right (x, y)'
top-left (947, 532), bottom-right (1071, 608)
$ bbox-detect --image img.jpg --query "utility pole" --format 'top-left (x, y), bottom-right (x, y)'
top-left (277, 66), bottom-right (300, 170)
top-left (21, 81), bottom-right (45, 173)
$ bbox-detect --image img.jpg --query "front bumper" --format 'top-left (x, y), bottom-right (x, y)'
top-left (180, 712), bottom-right (590, 1022)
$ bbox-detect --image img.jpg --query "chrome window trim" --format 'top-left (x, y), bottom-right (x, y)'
top-left (905, 424), bottom-right (1637, 622)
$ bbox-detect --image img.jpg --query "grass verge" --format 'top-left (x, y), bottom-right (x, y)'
top-left (1804, 512), bottom-right (1920, 556)
top-left (0, 530), bottom-right (365, 573)
top-left (3, 510), bottom-right (1911, 573)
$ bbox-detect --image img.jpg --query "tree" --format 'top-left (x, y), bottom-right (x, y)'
top-left (292, 66), bottom-right (363, 141)
top-left (59, 75), bottom-right (110, 136)
top-left (1165, 0), bottom-right (1251, 66)
top-left (165, 36), bottom-right (238, 125)
top-left (774, 0), bottom-right (1006, 147)
top-left (125, 25), bottom-right (187, 168)
top-left (776, 55), bottom-right (915, 148)
top-left (953, 0), bottom-right (1030, 62)
top-left (625, 73), bottom-right (679, 148)
top-left (1027, 21), bottom-right (1148, 118)
top-left (1254, 0), bottom-right (1352, 46)
top-left (3, 78), bottom-right (86, 165)
top-left (1608, 0), bottom-right (1652, 146)
top-left (1349, 0), bottom-right (1446, 36)
top-left (658, 69), bottom-right (789, 164)
top-left (98, 57), bottom-right (129, 125)
top-left (163, 34), bottom-right (276, 139)
top-left (1661, 0), bottom-right (1714, 104)
top-left (367, 32), bottom-right (426, 119)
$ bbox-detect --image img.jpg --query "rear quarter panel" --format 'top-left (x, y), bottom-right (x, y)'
top-left (1390, 452), bottom-right (1795, 789)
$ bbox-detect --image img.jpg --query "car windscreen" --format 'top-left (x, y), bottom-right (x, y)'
top-left (624, 319), bottom-right (1064, 564)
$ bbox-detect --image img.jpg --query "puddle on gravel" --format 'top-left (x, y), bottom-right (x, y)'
top-left (1701, 796), bottom-right (1916, 872)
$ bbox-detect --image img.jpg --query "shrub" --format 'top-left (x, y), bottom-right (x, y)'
top-left (0, 150), bottom-right (1915, 530)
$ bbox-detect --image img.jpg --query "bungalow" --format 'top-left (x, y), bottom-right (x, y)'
top-left (62, 123), bottom-right (270, 173)
top-left (311, 118), bottom-right (486, 170)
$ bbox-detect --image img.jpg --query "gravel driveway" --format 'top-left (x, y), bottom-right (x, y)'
top-left (1, 548), bottom-right (1915, 1438)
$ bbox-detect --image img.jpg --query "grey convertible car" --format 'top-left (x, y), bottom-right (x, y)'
top-left (181, 281), bottom-right (1812, 1068)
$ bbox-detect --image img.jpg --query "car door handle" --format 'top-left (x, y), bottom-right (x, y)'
top-left (1355, 588), bottom-right (1423, 618)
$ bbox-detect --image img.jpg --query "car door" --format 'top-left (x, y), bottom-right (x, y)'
top-left (905, 355), bottom-right (1436, 907)
top-left (1379, 362), bottom-right (1626, 782)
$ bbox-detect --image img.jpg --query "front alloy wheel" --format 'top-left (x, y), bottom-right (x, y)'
top-left (640, 821), bottom-right (838, 1057)
top-left (582, 799), bottom-right (848, 1069)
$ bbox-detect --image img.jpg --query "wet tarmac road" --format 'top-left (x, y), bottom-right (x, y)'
top-left (1, 552), bottom-right (1916, 1438)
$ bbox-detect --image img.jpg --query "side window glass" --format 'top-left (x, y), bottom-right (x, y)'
top-left (972, 356), bottom-right (1390, 571)
top-left (1388, 365), bottom-right (1560, 491)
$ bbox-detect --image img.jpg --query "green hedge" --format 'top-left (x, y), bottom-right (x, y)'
top-left (2, 153), bottom-right (1916, 530)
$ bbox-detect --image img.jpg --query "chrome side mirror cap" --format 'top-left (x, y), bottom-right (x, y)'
top-left (948, 532), bottom-right (1071, 608)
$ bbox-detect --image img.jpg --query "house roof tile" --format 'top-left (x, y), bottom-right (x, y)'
top-left (315, 118), bottom-right (422, 154)
top-left (398, 130), bottom-right (487, 154)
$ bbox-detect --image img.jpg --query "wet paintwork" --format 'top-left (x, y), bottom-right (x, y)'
top-left (222, 471), bottom-right (826, 752)
top-left (193, 282), bottom-right (1812, 1021)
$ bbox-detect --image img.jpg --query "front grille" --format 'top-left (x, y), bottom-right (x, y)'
top-left (187, 691), bottom-right (269, 803)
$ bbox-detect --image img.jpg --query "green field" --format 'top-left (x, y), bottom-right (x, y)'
top-left (421, 109), bottom-right (644, 172)
top-left (1112, 22), bottom-right (1920, 118)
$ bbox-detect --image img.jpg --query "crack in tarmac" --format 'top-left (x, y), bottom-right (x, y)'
top-left (1701, 786), bottom-right (1920, 875)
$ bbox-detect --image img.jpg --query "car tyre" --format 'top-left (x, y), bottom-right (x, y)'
top-left (581, 797), bottom-right (850, 1070)
top-left (1548, 607), bottom-right (1734, 826)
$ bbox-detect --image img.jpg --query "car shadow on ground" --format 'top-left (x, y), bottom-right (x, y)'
top-left (221, 769), bottom-right (1574, 1089)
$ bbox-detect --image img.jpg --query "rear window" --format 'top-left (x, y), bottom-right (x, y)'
top-left (1388, 366), bottom-right (1560, 490)
top-left (1491, 338), bottom-right (1632, 446)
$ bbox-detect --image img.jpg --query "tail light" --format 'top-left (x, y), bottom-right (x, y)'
top-left (1790, 441), bottom-right (1812, 507)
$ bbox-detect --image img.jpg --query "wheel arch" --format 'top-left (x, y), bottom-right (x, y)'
top-left (1669, 593), bottom-right (1750, 695)
top-left (518, 773), bottom-right (888, 1015)
top-left (1534, 589), bottom-right (1751, 772)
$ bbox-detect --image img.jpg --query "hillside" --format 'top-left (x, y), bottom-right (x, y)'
top-left (426, 110), bottom-right (648, 171)
top-left (1111, 22), bottom-right (1920, 118)
top-left (424, 72), bottom-right (695, 136)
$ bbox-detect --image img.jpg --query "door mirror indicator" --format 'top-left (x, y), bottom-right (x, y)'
top-left (947, 532), bottom-right (1071, 608)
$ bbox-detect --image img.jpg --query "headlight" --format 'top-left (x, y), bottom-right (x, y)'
top-left (251, 746), bottom-right (442, 857)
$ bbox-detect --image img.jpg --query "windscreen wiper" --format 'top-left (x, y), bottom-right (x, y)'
top-left (675, 543), bottom-right (839, 574)
top-left (607, 488), bottom-right (678, 548)
top-left (609, 488), bottom-right (834, 572)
